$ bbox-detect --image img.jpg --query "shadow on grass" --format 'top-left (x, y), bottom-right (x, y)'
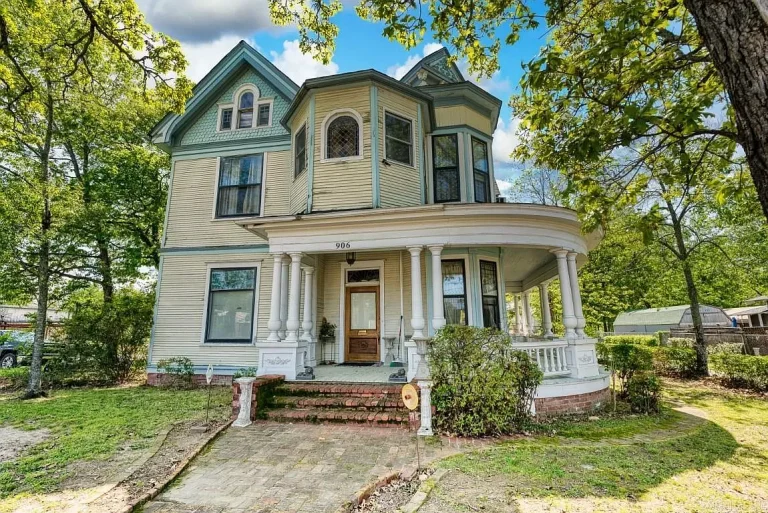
top-left (438, 411), bottom-right (740, 499)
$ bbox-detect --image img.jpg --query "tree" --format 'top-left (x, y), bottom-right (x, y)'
top-left (506, 166), bottom-right (567, 206)
top-left (0, 0), bottom-right (187, 397)
top-left (271, 0), bottom-right (768, 222)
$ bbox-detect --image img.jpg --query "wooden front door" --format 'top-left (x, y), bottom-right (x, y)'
top-left (345, 286), bottom-right (380, 362)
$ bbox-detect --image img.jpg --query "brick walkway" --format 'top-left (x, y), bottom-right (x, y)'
top-left (143, 421), bottom-right (484, 513)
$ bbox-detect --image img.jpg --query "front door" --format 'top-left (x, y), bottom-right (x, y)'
top-left (345, 286), bottom-right (380, 362)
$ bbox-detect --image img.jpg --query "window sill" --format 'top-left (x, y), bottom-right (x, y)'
top-left (216, 125), bottom-right (273, 134)
top-left (200, 341), bottom-right (256, 347)
top-left (382, 159), bottom-right (415, 169)
top-left (211, 214), bottom-right (263, 222)
top-left (320, 156), bottom-right (364, 164)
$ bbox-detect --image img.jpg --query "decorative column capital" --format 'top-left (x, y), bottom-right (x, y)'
top-left (288, 252), bottom-right (303, 262)
top-left (271, 252), bottom-right (286, 263)
top-left (302, 266), bottom-right (315, 276)
top-left (550, 248), bottom-right (570, 258)
top-left (566, 251), bottom-right (578, 262)
top-left (406, 245), bottom-right (423, 256)
top-left (427, 244), bottom-right (444, 254)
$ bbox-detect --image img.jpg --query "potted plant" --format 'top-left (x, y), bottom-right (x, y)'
top-left (319, 318), bottom-right (336, 363)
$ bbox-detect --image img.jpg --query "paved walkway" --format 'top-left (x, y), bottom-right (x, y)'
top-left (143, 421), bottom-right (484, 513)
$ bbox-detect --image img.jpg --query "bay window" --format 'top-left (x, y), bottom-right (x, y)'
top-left (433, 134), bottom-right (460, 202)
top-left (441, 259), bottom-right (468, 325)
top-left (385, 112), bottom-right (413, 166)
top-left (479, 260), bottom-right (500, 329)
top-left (472, 137), bottom-right (490, 203)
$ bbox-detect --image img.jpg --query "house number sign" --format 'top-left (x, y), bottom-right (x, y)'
top-left (335, 242), bottom-right (351, 249)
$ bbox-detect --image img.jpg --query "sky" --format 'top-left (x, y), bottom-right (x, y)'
top-left (136, 0), bottom-right (551, 191)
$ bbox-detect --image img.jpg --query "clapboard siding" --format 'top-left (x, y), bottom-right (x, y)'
top-left (312, 85), bottom-right (373, 211)
top-left (165, 153), bottom-right (289, 248)
top-left (289, 99), bottom-right (309, 214)
top-left (435, 105), bottom-right (492, 135)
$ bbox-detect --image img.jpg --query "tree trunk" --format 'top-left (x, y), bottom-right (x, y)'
top-left (98, 237), bottom-right (114, 303)
top-left (684, 0), bottom-right (768, 221)
top-left (681, 260), bottom-right (708, 374)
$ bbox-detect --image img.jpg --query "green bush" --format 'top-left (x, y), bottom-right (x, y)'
top-left (709, 353), bottom-right (768, 391)
top-left (652, 346), bottom-right (698, 378)
top-left (52, 287), bottom-right (154, 384)
top-left (603, 335), bottom-right (658, 347)
top-left (157, 356), bottom-right (195, 389)
top-left (668, 337), bottom-right (694, 348)
top-left (429, 325), bottom-right (543, 436)
top-left (0, 367), bottom-right (30, 391)
top-left (708, 343), bottom-right (746, 355)
top-left (233, 367), bottom-right (259, 379)
top-left (626, 372), bottom-right (661, 413)
top-left (597, 342), bottom-right (653, 396)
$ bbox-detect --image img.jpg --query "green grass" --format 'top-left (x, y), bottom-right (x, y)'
top-left (0, 385), bottom-right (231, 499)
top-left (436, 379), bottom-right (768, 512)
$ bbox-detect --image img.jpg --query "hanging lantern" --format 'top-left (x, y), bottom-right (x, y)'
top-left (345, 252), bottom-right (357, 265)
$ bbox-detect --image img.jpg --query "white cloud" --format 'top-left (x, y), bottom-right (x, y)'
top-left (457, 62), bottom-right (511, 94)
top-left (496, 179), bottom-right (513, 197)
top-left (181, 35), bottom-right (254, 83)
top-left (137, 0), bottom-right (276, 43)
top-left (493, 117), bottom-right (521, 166)
top-left (386, 43), bottom-right (445, 79)
top-left (270, 40), bottom-right (340, 85)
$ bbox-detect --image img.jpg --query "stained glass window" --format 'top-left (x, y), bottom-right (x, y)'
top-left (326, 115), bottom-right (360, 159)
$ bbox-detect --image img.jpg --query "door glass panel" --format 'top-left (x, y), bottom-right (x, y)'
top-left (350, 292), bottom-right (377, 330)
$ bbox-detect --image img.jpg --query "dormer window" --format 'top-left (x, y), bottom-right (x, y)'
top-left (323, 110), bottom-right (363, 160)
top-left (238, 92), bottom-right (254, 129)
top-left (257, 103), bottom-right (271, 127)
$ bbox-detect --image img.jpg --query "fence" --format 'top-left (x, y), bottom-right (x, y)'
top-left (670, 327), bottom-right (768, 355)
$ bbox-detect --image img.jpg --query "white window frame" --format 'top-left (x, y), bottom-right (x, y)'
top-left (477, 256), bottom-right (504, 330)
top-left (321, 108), bottom-right (365, 163)
top-left (210, 153), bottom-right (268, 221)
top-left (255, 98), bottom-right (274, 128)
top-left (338, 259), bottom-right (386, 364)
top-left (200, 261), bottom-right (263, 346)
top-left (427, 132), bottom-right (466, 204)
top-left (440, 254), bottom-right (474, 327)
top-left (382, 108), bottom-right (415, 168)
top-left (215, 83), bottom-right (274, 133)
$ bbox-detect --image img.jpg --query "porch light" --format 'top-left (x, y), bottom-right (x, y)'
top-left (345, 252), bottom-right (357, 265)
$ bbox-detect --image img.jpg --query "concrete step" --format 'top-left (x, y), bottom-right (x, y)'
top-left (273, 395), bottom-right (406, 411)
top-left (265, 407), bottom-right (411, 427)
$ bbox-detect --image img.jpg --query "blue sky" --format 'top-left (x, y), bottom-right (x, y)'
top-left (137, 0), bottom-right (550, 185)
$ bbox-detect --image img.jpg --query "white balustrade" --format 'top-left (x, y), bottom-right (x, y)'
top-left (512, 340), bottom-right (570, 377)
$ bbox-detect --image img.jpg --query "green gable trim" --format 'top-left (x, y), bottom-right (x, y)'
top-left (171, 136), bottom-right (291, 160)
top-left (370, 85), bottom-right (380, 208)
top-left (160, 244), bottom-right (270, 256)
top-left (306, 95), bottom-right (316, 213)
top-left (400, 47), bottom-right (464, 85)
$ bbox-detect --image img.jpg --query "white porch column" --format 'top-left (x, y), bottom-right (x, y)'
top-left (522, 291), bottom-right (532, 335)
top-left (301, 267), bottom-right (315, 345)
top-left (408, 246), bottom-right (425, 339)
top-left (279, 257), bottom-right (289, 339)
top-left (513, 294), bottom-right (521, 334)
top-left (266, 253), bottom-right (284, 343)
top-left (567, 252), bottom-right (586, 338)
top-left (429, 245), bottom-right (445, 332)
top-left (285, 252), bottom-right (303, 343)
top-left (552, 249), bottom-right (577, 339)
top-left (539, 282), bottom-right (554, 337)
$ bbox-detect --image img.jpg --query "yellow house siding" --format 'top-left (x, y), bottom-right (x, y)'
top-left (165, 153), bottom-right (289, 248)
top-left (312, 85), bottom-right (373, 211)
top-left (151, 252), bottom-right (271, 367)
top-left (289, 99), bottom-right (310, 214)
top-left (378, 87), bottom-right (422, 209)
top-left (435, 105), bottom-right (493, 135)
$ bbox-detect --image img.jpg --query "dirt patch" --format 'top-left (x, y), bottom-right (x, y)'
top-left (418, 472), bottom-right (520, 513)
top-left (0, 426), bottom-right (50, 463)
top-left (353, 469), bottom-right (435, 513)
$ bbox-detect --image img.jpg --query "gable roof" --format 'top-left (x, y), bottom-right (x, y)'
top-left (401, 47), bottom-right (464, 85)
top-left (151, 41), bottom-right (299, 151)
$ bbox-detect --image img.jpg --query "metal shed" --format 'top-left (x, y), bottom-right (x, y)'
top-left (614, 305), bottom-right (731, 334)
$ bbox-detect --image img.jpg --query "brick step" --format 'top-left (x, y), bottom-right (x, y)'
top-left (276, 382), bottom-right (407, 398)
top-left (273, 395), bottom-right (406, 411)
top-left (265, 407), bottom-right (410, 427)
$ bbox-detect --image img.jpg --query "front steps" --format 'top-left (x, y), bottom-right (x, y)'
top-left (265, 382), bottom-right (414, 428)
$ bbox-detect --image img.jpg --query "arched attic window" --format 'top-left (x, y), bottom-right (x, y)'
top-left (237, 91), bottom-right (254, 129)
top-left (325, 112), bottom-right (361, 159)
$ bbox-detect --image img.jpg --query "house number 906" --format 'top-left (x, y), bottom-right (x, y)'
top-left (335, 242), bottom-right (351, 249)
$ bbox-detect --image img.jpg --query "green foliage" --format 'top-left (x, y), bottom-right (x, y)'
top-left (603, 335), bottom-right (658, 347)
top-left (429, 326), bottom-right (542, 436)
top-left (652, 346), bottom-right (698, 378)
top-left (50, 287), bottom-right (154, 384)
top-left (597, 342), bottom-right (653, 396)
top-left (157, 357), bottom-right (196, 389)
top-left (709, 354), bottom-right (768, 391)
top-left (626, 372), bottom-right (661, 414)
top-left (232, 367), bottom-right (259, 379)
top-left (0, 367), bottom-right (29, 391)
top-left (708, 343), bottom-right (746, 355)
top-left (319, 317), bottom-right (336, 340)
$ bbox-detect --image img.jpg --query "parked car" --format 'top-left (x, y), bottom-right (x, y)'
top-left (0, 331), bottom-right (33, 368)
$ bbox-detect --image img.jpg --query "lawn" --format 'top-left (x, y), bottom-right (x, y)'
top-left (0, 385), bottom-right (231, 503)
top-left (429, 379), bottom-right (768, 513)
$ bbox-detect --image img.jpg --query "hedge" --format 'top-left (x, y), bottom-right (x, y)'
top-left (709, 353), bottom-right (768, 391)
top-left (596, 342), bottom-right (653, 396)
top-left (603, 335), bottom-right (659, 347)
top-left (651, 346), bottom-right (698, 377)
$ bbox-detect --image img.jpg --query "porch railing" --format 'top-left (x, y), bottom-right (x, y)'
top-left (512, 340), bottom-right (570, 378)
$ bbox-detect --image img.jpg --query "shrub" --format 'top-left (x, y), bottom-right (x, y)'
top-left (0, 367), bottom-right (30, 391)
top-left (626, 372), bottom-right (661, 413)
top-left (603, 335), bottom-right (658, 347)
top-left (596, 342), bottom-right (653, 396)
top-left (157, 356), bottom-right (195, 389)
top-left (709, 353), bottom-right (768, 391)
top-left (708, 343), bottom-right (746, 355)
top-left (429, 325), bottom-right (543, 436)
top-left (233, 367), bottom-right (259, 379)
top-left (652, 346), bottom-right (698, 377)
top-left (668, 337), bottom-right (694, 348)
top-left (52, 287), bottom-right (154, 384)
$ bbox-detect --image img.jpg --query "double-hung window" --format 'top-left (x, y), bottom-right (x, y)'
top-left (384, 112), bottom-right (413, 166)
top-left (479, 260), bottom-right (500, 329)
top-left (205, 268), bottom-right (257, 343)
top-left (257, 103), bottom-right (271, 127)
top-left (472, 137), bottom-right (490, 203)
top-left (216, 155), bottom-right (263, 217)
top-left (294, 124), bottom-right (307, 178)
top-left (220, 108), bottom-right (233, 130)
top-left (237, 92), bottom-right (254, 129)
top-left (441, 259), bottom-right (468, 325)
top-left (433, 134), bottom-right (460, 202)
